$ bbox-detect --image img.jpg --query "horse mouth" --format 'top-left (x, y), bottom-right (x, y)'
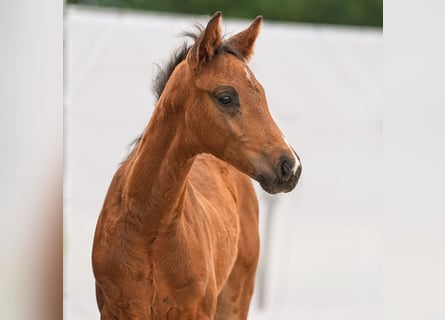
top-left (256, 173), bottom-right (300, 194)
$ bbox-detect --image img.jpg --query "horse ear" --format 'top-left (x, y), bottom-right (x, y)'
top-left (226, 16), bottom-right (262, 61)
top-left (190, 12), bottom-right (222, 67)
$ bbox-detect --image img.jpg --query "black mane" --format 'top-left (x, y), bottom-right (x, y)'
top-left (151, 43), bottom-right (191, 102)
top-left (124, 25), bottom-right (202, 162)
top-left (152, 24), bottom-right (203, 102)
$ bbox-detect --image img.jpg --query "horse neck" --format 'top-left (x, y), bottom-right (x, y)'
top-left (122, 97), bottom-right (196, 233)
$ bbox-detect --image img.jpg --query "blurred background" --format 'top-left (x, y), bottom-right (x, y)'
top-left (64, 1), bottom-right (382, 319)
top-left (67, 0), bottom-right (382, 27)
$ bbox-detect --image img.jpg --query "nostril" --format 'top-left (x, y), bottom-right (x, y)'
top-left (280, 160), bottom-right (290, 177)
top-left (278, 157), bottom-right (293, 182)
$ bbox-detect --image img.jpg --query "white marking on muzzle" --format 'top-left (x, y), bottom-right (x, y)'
top-left (282, 135), bottom-right (300, 174)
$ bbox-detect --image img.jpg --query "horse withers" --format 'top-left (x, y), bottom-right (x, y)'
top-left (92, 12), bottom-right (301, 319)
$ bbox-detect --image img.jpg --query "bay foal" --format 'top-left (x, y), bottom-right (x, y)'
top-left (92, 12), bottom-right (302, 319)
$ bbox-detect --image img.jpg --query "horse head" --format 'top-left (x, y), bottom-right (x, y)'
top-left (161, 12), bottom-right (302, 194)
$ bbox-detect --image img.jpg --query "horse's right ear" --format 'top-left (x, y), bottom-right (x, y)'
top-left (226, 15), bottom-right (262, 61)
top-left (188, 12), bottom-right (222, 68)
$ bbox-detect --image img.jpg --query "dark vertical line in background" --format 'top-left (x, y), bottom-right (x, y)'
top-left (257, 195), bottom-right (278, 309)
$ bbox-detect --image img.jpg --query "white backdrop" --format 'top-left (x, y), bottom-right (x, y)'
top-left (64, 6), bottom-right (382, 319)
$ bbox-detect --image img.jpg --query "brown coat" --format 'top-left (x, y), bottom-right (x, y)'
top-left (92, 12), bottom-right (301, 319)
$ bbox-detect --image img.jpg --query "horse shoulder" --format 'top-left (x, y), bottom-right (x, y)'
top-left (183, 155), bottom-right (259, 284)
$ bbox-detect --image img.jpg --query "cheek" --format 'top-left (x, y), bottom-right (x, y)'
top-left (188, 103), bottom-right (227, 149)
top-left (225, 118), bottom-right (246, 142)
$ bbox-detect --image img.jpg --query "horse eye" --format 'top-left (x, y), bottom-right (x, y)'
top-left (217, 95), bottom-right (233, 106)
top-left (212, 86), bottom-right (239, 110)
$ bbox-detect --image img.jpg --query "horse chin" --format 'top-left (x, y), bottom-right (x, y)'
top-left (257, 174), bottom-right (298, 194)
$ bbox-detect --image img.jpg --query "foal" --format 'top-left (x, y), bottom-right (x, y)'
top-left (92, 12), bottom-right (301, 319)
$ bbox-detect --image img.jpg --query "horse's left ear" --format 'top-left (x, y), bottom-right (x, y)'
top-left (189, 11), bottom-right (223, 67)
top-left (226, 16), bottom-right (262, 61)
